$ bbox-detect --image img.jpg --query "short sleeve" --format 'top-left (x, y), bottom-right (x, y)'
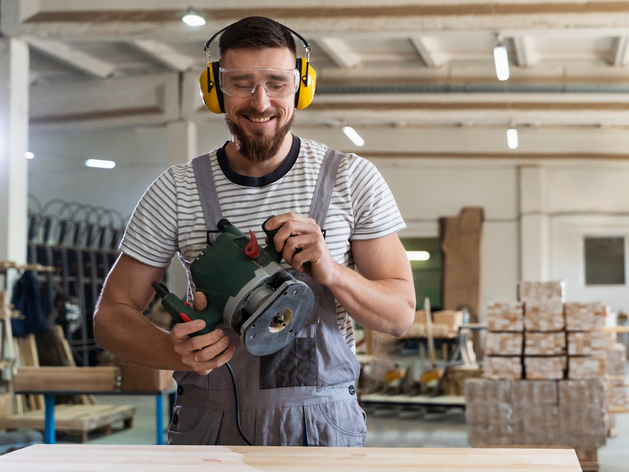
top-left (119, 169), bottom-right (179, 267)
top-left (347, 155), bottom-right (406, 240)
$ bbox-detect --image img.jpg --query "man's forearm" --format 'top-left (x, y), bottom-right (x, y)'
top-left (325, 263), bottom-right (415, 337)
top-left (94, 303), bottom-right (188, 371)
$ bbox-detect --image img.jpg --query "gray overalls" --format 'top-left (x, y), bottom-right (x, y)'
top-left (167, 148), bottom-right (367, 447)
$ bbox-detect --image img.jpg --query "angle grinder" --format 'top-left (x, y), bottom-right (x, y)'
top-left (152, 216), bottom-right (315, 356)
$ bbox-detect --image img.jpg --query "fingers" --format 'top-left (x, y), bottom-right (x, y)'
top-left (170, 325), bottom-right (235, 374)
top-left (265, 213), bottom-right (322, 254)
top-left (190, 335), bottom-right (236, 375)
top-left (171, 319), bottom-right (206, 339)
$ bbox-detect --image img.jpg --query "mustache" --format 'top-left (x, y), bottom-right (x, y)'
top-left (239, 110), bottom-right (277, 118)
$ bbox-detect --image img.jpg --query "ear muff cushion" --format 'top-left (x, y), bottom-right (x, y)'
top-left (199, 62), bottom-right (224, 114)
top-left (295, 58), bottom-right (316, 110)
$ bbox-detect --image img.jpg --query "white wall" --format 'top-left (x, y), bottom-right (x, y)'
top-left (544, 164), bottom-right (629, 313)
top-left (26, 122), bottom-right (629, 317)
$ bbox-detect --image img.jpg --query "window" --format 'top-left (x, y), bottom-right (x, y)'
top-left (584, 237), bottom-right (625, 286)
top-left (400, 237), bottom-right (442, 310)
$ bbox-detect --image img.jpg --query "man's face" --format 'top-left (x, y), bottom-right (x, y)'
top-left (221, 47), bottom-right (297, 163)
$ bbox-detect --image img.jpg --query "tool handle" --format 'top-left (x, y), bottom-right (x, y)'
top-left (152, 282), bottom-right (222, 336)
top-left (261, 216), bottom-right (283, 263)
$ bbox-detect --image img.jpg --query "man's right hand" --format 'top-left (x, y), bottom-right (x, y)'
top-left (169, 293), bottom-right (235, 375)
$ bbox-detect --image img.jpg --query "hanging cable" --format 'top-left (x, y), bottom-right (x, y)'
top-left (225, 361), bottom-right (252, 445)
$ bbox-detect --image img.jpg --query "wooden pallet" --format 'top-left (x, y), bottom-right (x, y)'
top-left (0, 404), bottom-right (136, 442)
top-left (575, 447), bottom-right (598, 472)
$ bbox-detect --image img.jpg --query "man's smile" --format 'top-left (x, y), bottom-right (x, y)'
top-left (247, 116), bottom-right (273, 123)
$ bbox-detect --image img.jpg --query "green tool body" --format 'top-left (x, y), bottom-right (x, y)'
top-left (152, 217), bottom-right (315, 356)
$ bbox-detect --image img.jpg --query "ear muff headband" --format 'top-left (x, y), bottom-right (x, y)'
top-left (199, 23), bottom-right (316, 113)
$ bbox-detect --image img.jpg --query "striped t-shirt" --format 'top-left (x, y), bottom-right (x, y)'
top-left (120, 136), bottom-right (405, 351)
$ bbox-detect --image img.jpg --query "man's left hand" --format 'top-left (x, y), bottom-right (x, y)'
top-left (263, 212), bottom-right (339, 286)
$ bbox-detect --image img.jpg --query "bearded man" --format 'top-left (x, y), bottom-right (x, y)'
top-left (93, 16), bottom-right (415, 447)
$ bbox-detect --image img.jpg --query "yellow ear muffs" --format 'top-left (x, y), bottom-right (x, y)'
top-left (199, 61), bottom-right (224, 114)
top-left (295, 58), bottom-right (316, 110)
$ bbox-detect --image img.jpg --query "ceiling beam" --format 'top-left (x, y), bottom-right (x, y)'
top-left (26, 38), bottom-right (115, 79)
top-left (316, 38), bottom-right (361, 69)
top-left (613, 36), bottom-right (629, 66)
top-left (512, 36), bottom-right (539, 68)
top-left (410, 36), bottom-right (448, 68)
top-left (129, 40), bottom-right (196, 72)
top-left (18, 3), bottom-right (629, 40)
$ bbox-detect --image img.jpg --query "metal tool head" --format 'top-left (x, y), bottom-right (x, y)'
top-left (239, 277), bottom-right (315, 356)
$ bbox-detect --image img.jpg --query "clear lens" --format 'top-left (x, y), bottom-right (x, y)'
top-left (219, 68), bottom-right (300, 98)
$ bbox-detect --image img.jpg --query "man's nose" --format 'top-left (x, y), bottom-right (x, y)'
top-left (249, 82), bottom-right (271, 111)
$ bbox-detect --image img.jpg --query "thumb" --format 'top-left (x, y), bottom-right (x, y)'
top-left (193, 291), bottom-right (208, 310)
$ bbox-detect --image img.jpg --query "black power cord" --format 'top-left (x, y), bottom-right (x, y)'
top-left (225, 361), bottom-right (252, 445)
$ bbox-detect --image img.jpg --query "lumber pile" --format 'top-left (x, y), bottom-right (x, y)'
top-left (472, 280), bottom-right (619, 472)
top-left (482, 281), bottom-right (613, 382)
top-left (465, 378), bottom-right (606, 471)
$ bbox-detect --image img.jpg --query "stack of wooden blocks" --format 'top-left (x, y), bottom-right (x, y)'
top-left (465, 378), bottom-right (606, 447)
top-left (467, 280), bottom-right (615, 472)
top-left (605, 342), bottom-right (628, 437)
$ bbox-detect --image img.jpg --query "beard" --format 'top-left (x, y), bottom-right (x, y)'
top-left (224, 111), bottom-right (295, 164)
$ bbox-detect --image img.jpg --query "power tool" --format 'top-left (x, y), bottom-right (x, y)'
top-left (152, 216), bottom-right (315, 356)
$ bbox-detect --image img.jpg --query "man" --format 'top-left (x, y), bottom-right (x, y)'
top-left (93, 16), bottom-right (415, 447)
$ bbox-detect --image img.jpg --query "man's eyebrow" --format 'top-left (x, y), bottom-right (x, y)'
top-left (228, 72), bottom-right (255, 80)
top-left (266, 73), bottom-right (289, 81)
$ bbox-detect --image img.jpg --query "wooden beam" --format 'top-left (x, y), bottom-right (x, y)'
top-left (26, 38), bottom-right (115, 79)
top-left (410, 35), bottom-right (448, 68)
top-left (316, 37), bottom-right (361, 69)
top-left (29, 72), bottom-right (180, 131)
top-left (512, 36), bottom-right (539, 68)
top-left (613, 36), bottom-right (629, 66)
top-left (129, 40), bottom-right (196, 72)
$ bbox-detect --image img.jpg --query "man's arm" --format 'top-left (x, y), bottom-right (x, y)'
top-left (264, 214), bottom-right (415, 337)
top-left (329, 234), bottom-right (416, 336)
top-left (93, 253), bottom-right (235, 374)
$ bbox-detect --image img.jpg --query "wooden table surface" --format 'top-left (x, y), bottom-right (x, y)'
top-left (0, 445), bottom-right (581, 471)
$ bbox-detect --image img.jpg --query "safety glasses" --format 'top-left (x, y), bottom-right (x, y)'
top-left (219, 68), bottom-right (300, 98)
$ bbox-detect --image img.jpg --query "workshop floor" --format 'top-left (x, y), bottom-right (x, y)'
top-left (82, 394), bottom-right (629, 471)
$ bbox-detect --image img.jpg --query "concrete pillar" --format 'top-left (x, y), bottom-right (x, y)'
top-left (165, 120), bottom-right (198, 298)
top-left (166, 120), bottom-right (197, 166)
top-left (519, 165), bottom-right (550, 281)
top-left (0, 38), bottom-right (29, 271)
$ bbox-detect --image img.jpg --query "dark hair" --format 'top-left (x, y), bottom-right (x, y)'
top-left (218, 17), bottom-right (296, 58)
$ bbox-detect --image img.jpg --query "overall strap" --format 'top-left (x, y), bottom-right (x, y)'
top-left (309, 148), bottom-right (345, 228)
top-left (192, 154), bottom-right (223, 241)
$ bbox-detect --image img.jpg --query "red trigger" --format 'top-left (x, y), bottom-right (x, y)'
top-left (245, 230), bottom-right (260, 259)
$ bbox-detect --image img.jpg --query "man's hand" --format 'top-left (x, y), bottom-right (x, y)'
top-left (263, 213), bottom-right (340, 287)
top-left (170, 291), bottom-right (235, 375)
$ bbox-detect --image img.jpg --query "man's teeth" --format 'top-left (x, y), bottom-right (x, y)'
top-left (249, 116), bottom-right (271, 123)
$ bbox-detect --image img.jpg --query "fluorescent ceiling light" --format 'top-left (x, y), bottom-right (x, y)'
top-left (85, 159), bottom-right (116, 169)
top-left (507, 128), bottom-right (519, 150)
top-left (342, 126), bottom-right (365, 147)
top-left (406, 251), bottom-right (430, 261)
top-left (182, 7), bottom-right (206, 26)
top-left (493, 44), bottom-right (510, 81)
top-left (25, 152), bottom-right (34, 159)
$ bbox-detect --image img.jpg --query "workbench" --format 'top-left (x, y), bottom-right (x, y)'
top-left (0, 444), bottom-right (582, 471)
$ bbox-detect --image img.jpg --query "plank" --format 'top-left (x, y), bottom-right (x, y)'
top-left (14, 366), bottom-right (120, 392)
top-left (360, 393), bottom-right (466, 406)
top-left (0, 445), bottom-right (582, 471)
top-left (52, 325), bottom-right (95, 405)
